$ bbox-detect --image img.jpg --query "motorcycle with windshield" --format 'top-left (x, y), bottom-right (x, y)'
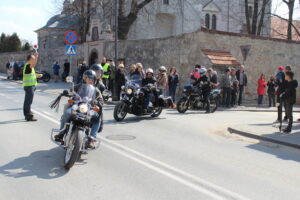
top-left (50, 76), bottom-right (101, 170)
top-left (177, 82), bottom-right (221, 113)
top-left (113, 75), bottom-right (170, 121)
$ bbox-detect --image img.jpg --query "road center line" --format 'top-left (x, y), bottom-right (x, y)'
top-left (32, 108), bottom-right (249, 200)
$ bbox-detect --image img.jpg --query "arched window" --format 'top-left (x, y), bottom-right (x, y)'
top-left (212, 14), bottom-right (217, 30)
top-left (205, 14), bottom-right (210, 29)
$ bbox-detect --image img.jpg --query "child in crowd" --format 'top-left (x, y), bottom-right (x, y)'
top-left (267, 76), bottom-right (276, 107)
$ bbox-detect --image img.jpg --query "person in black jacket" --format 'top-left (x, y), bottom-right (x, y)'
top-left (236, 65), bottom-right (248, 106)
top-left (280, 71), bottom-right (298, 134)
top-left (115, 64), bottom-right (126, 100)
top-left (267, 76), bottom-right (276, 107)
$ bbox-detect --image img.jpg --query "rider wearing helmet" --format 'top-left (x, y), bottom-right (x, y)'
top-left (91, 64), bottom-right (106, 93)
top-left (54, 70), bottom-right (104, 146)
top-left (196, 67), bottom-right (211, 113)
top-left (142, 68), bottom-right (157, 112)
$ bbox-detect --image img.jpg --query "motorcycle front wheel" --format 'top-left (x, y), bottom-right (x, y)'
top-left (114, 102), bottom-right (128, 121)
top-left (210, 97), bottom-right (219, 113)
top-left (177, 98), bottom-right (189, 113)
top-left (42, 73), bottom-right (50, 82)
top-left (151, 107), bottom-right (163, 117)
top-left (64, 129), bottom-right (83, 170)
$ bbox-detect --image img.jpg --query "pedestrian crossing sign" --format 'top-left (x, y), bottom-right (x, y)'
top-left (66, 45), bottom-right (76, 55)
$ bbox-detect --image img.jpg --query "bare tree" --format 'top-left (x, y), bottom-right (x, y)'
top-left (282, 0), bottom-right (296, 40)
top-left (118, 0), bottom-right (153, 40)
top-left (244, 0), bottom-right (271, 35)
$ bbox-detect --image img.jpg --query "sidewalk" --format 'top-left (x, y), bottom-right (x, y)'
top-left (228, 118), bottom-right (300, 149)
top-left (1, 72), bottom-right (299, 110)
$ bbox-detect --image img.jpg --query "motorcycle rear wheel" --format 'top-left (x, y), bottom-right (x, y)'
top-left (114, 102), bottom-right (127, 121)
top-left (177, 98), bottom-right (189, 113)
top-left (64, 129), bottom-right (83, 170)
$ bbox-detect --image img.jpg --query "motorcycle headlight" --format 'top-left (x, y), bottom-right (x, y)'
top-left (79, 104), bottom-right (88, 113)
top-left (127, 88), bottom-right (133, 95)
top-left (72, 104), bottom-right (78, 111)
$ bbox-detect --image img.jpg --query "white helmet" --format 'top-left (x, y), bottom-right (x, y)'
top-left (199, 68), bottom-right (207, 75)
top-left (146, 68), bottom-right (154, 74)
top-left (159, 66), bottom-right (167, 71)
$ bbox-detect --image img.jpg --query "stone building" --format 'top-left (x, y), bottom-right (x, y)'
top-left (35, 0), bottom-right (272, 66)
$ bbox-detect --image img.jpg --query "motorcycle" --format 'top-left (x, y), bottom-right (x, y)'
top-left (50, 76), bottom-right (101, 170)
top-left (37, 71), bottom-right (51, 83)
top-left (113, 75), bottom-right (170, 121)
top-left (177, 83), bottom-right (221, 113)
top-left (102, 88), bottom-right (112, 102)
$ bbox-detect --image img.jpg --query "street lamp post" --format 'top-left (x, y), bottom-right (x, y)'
top-left (240, 45), bottom-right (251, 64)
top-left (112, 0), bottom-right (119, 101)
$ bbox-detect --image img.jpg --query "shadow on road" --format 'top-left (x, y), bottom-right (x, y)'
top-left (0, 147), bottom-right (68, 179)
top-left (247, 142), bottom-right (300, 163)
top-left (0, 119), bottom-right (25, 125)
top-left (104, 116), bottom-right (166, 125)
top-left (0, 108), bottom-right (22, 112)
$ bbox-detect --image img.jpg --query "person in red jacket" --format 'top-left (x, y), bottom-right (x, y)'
top-left (257, 74), bottom-right (267, 106)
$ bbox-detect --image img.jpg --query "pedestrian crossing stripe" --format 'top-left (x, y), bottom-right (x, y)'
top-left (66, 45), bottom-right (76, 55)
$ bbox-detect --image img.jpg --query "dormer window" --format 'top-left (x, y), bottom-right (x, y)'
top-left (212, 14), bottom-right (217, 30)
top-left (205, 14), bottom-right (210, 29)
top-left (163, 0), bottom-right (169, 5)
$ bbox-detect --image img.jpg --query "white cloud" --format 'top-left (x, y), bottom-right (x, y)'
top-left (0, 6), bottom-right (42, 17)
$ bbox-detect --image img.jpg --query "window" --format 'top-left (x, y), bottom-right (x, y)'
top-left (92, 27), bottom-right (99, 41)
top-left (163, 0), bottom-right (169, 5)
top-left (248, 6), bottom-right (253, 19)
top-left (212, 14), bottom-right (217, 30)
top-left (205, 14), bottom-right (210, 29)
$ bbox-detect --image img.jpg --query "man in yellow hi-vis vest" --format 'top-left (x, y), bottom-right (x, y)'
top-left (100, 57), bottom-right (111, 89)
top-left (23, 52), bottom-right (43, 121)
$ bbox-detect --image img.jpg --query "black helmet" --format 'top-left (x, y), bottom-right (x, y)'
top-left (91, 64), bottom-right (103, 73)
top-left (83, 70), bottom-right (97, 82)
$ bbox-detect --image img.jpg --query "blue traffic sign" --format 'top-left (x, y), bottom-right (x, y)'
top-left (66, 45), bottom-right (76, 55)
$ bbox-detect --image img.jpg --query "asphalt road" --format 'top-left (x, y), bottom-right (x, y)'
top-left (0, 79), bottom-right (300, 200)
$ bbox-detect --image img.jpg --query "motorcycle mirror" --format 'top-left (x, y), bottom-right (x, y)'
top-left (66, 76), bottom-right (73, 83)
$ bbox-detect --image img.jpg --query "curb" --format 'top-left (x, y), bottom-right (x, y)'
top-left (228, 127), bottom-right (300, 150)
top-left (221, 109), bottom-right (300, 113)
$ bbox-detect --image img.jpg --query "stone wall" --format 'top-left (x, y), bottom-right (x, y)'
top-left (0, 51), bottom-right (31, 73)
top-left (102, 29), bottom-right (300, 103)
top-left (0, 45), bottom-right (85, 77)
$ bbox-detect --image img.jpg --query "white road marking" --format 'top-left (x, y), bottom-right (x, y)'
top-left (42, 111), bottom-right (54, 117)
top-left (32, 108), bottom-right (249, 200)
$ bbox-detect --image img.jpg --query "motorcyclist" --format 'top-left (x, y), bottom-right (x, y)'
top-left (195, 68), bottom-right (211, 113)
top-left (54, 70), bottom-right (104, 146)
top-left (142, 68), bottom-right (157, 112)
top-left (91, 64), bottom-right (106, 93)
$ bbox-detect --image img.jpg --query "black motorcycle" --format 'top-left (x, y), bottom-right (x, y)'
top-left (177, 84), bottom-right (221, 113)
top-left (50, 77), bottom-right (101, 170)
top-left (113, 75), bottom-right (169, 121)
top-left (37, 71), bottom-right (51, 82)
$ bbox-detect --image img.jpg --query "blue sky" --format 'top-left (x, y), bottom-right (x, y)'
top-left (0, 0), bottom-right (299, 44)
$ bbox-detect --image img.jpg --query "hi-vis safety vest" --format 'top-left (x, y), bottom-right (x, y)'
top-left (102, 63), bottom-right (110, 79)
top-left (22, 63), bottom-right (37, 87)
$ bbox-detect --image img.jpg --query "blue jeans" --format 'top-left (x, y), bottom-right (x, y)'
top-left (238, 86), bottom-right (244, 105)
top-left (23, 86), bottom-right (36, 117)
top-left (168, 86), bottom-right (177, 102)
top-left (60, 108), bottom-right (101, 138)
